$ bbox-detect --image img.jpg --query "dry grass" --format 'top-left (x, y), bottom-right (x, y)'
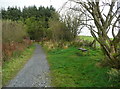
top-left (2, 20), bottom-right (27, 43)
top-left (2, 40), bottom-right (33, 62)
top-left (42, 41), bottom-right (70, 51)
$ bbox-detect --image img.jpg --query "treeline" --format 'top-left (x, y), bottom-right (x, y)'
top-left (2, 5), bottom-right (55, 21)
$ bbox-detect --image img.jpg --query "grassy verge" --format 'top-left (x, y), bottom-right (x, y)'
top-left (46, 46), bottom-right (112, 87)
top-left (2, 44), bottom-right (35, 86)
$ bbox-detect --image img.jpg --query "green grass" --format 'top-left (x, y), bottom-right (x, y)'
top-left (2, 44), bottom-right (35, 86)
top-left (79, 36), bottom-right (94, 41)
top-left (46, 46), bottom-right (112, 87)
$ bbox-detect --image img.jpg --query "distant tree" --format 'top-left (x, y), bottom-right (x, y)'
top-left (1, 6), bottom-right (21, 21)
top-left (25, 17), bottom-right (46, 40)
top-left (22, 6), bottom-right (38, 19)
top-left (63, 11), bottom-right (83, 39)
top-left (2, 5), bottom-right (55, 22)
top-left (48, 12), bottom-right (74, 41)
top-left (1, 9), bottom-right (8, 19)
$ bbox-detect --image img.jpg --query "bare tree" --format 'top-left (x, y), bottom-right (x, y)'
top-left (67, 0), bottom-right (120, 69)
top-left (63, 11), bottom-right (83, 39)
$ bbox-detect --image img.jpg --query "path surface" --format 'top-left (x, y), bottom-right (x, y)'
top-left (7, 44), bottom-right (51, 87)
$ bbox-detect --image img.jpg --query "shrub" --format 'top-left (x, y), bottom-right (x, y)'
top-left (107, 68), bottom-right (120, 86)
top-left (2, 20), bottom-right (27, 43)
top-left (71, 41), bottom-right (83, 47)
top-left (48, 13), bottom-right (74, 42)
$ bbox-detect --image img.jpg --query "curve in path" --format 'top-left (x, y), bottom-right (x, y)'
top-left (6, 44), bottom-right (51, 87)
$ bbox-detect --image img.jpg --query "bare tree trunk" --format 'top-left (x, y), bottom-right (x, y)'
top-left (100, 43), bottom-right (120, 69)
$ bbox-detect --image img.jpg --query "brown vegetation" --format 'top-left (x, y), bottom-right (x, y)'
top-left (2, 20), bottom-right (32, 62)
top-left (2, 40), bottom-right (32, 61)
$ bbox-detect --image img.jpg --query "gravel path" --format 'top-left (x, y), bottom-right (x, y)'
top-left (6, 44), bottom-right (51, 87)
